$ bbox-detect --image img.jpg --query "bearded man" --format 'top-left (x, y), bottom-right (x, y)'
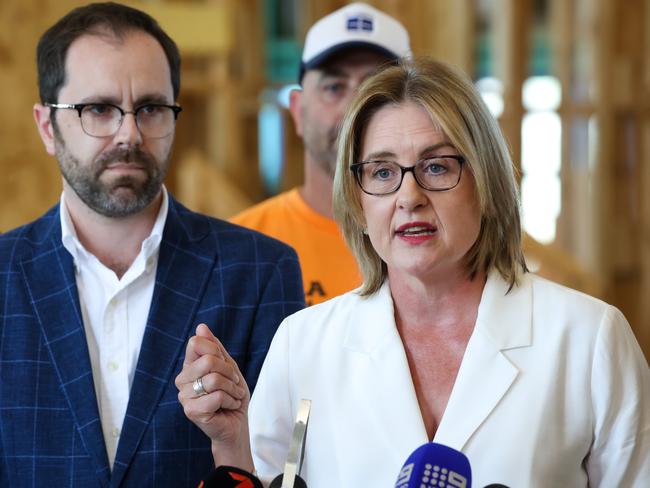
top-left (232, 3), bottom-right (411, 305)
top-left (0, 3), bottom-right (303, 486)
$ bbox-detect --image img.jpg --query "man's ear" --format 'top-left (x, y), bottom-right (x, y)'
top-left (33, 103), bottom-right (56, 155)
top-left (288, 88), bottom-right (304, 137)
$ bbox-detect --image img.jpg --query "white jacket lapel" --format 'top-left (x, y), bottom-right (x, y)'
top-left (436, 272), bottom-right (532, 450)
top-left (343, 283), bottom-right (429, 454)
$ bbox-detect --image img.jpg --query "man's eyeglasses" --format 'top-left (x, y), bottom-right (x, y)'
top-left (45, 102), bottom-right (182, 139)
top-left (350, 155), bottom-right (465, 195)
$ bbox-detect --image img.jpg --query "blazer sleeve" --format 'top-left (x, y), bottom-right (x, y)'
top-left (586, 306), bottom-right (650, 487)
top-left (243, 246), bottom-right (304, 393)
top-left (248, 316), bottom-right (295, 485)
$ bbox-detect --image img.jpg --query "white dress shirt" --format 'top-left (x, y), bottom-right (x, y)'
top-left (60, 189), bottom-right (169, 468)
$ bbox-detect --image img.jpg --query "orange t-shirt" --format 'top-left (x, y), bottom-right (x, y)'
top-left (230, 189), bottom-right (361, 305)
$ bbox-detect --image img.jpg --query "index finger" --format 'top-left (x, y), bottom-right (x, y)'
top-left (196, 324), bottom-right (233, 362)
top-left (183, 324), bottom-right (223, 365)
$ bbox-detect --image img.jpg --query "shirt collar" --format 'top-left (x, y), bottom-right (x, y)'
top-left (142, 186), bottom-right (168, 259)
top-left (60, 186), bottom-right (169, 265)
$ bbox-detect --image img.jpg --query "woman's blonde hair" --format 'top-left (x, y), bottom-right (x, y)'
top-left (333, 57), bottom-right (527, 295)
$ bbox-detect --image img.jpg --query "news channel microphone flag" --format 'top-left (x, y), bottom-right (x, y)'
top-left (298, 2), bottom-right (412, 82)
top-left (395, 443), bottom-right (472, 488)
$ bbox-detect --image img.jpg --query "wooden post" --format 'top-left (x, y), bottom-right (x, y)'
top-left (492, 0), bottom-right (533, 181)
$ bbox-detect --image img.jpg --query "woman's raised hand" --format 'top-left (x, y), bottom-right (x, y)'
top-left (175, 324), bottom-right (254, 469)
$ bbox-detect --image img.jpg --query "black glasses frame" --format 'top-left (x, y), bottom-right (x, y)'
top-left (350, 155), bottom-right (465, 195)
top-left (45, 102), bottom-right (182, 138)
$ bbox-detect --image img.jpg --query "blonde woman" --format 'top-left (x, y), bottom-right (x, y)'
top-left (177, 58), bottom-right (649, 487)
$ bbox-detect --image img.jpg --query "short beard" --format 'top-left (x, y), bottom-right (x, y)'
top-left (305, 130), bottom-right (338, 178)
top-left (308, 144), bottom-right (338, 178)
top-left (54, 130), bottom-right (169, 218)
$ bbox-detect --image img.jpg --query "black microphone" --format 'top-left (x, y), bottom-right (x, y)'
top-left (199, 465), bottom-right (263, 488)
top-left (268, 475), bottom-right (307, 488)
top-left (483, 485), bottom-right (509, 487)
top-left (394, 442), bottom-right (472, 488)
top-left (268, 399), bottom-right (311, 488)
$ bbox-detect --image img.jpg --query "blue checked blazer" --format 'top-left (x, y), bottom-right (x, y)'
top-left (0, 196), bottom-right (304, 487)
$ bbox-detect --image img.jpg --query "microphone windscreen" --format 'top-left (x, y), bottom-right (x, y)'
top-left (199, 465), bottom-right (264, 488)
top-left (268, 473), bottom-right (308, 488)
top-left (394, 443), bottom-right (472, 488)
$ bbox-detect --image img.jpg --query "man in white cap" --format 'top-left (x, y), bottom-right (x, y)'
top-left (232, 2), bottom-right (411, 305)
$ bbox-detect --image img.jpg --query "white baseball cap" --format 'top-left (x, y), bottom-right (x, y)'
top-left (299, 2), bottom-right (411, 81)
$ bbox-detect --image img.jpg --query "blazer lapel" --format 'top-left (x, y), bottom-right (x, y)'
top-left (343, 283), bottom-right (429, 457)
top-left (110, 198), bottom-right (217, 486)
top-left (20, 206), bottom-right (110, 486)
top-left (435, 272), bottom-right (532, 451)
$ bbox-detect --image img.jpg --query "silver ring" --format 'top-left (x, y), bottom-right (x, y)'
top-left (192, 376), bottom-right (207, 396)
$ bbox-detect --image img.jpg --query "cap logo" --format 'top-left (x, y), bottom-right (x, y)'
top-left (346, 14), bottom-right (373, 32)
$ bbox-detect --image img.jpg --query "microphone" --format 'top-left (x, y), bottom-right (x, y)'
top-left (198, 465), bottom-right (263, 488)
top-left (269, 399), bottom-right (311, 488)
top-left (394, 443), bottom-right (472, 488)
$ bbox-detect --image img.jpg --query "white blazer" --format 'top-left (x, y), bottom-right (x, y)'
top-left (249, 272), bottom-right (650, 487)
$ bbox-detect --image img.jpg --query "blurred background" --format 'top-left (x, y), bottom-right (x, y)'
top-left (1, 0), bottom-right (649, 360)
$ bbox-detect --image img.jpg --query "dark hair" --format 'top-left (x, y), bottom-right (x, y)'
top-left (37, 2), bottom-right (180, 103)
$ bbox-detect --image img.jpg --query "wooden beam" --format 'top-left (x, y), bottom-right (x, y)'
top-left (126, 1), bottom-right (232, 55)
top-left (492, 0), bottom-right (533, 180)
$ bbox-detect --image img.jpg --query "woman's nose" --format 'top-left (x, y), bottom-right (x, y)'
top-left (395, 171), bottom-right (428, 210)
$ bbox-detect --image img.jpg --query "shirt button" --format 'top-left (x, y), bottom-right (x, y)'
top-left (112, 427), bottom-right (120, 439)
top-left (107, 361), bottom-right (119, 372)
